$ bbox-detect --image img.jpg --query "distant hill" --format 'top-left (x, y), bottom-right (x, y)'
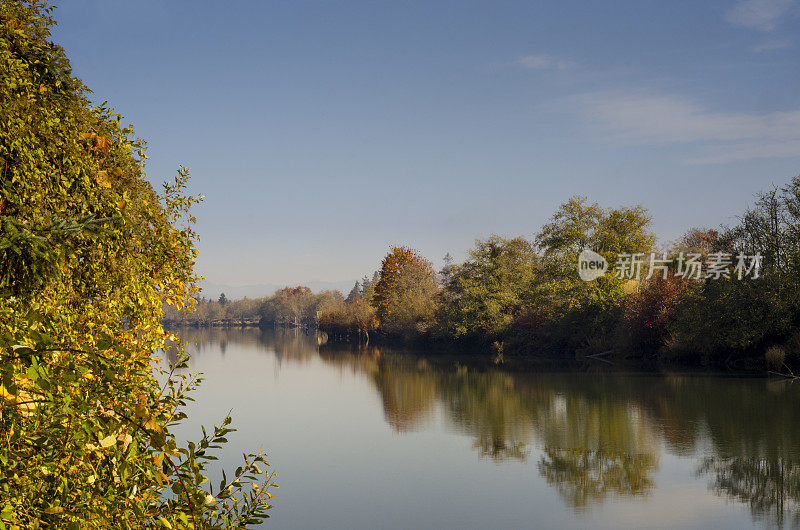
top-left (197, 280), bottom-right (356, 300)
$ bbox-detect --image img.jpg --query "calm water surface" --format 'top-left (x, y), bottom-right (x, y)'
top-left (167, 327), bottom-right (800, 529)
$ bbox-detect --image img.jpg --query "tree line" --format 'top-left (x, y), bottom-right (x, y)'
top-left (175, 174), bottom-right (800, 372)
top-left (317, 180), bottom-right (800, 372)
top-left (163, 286), bottom-right (343, 328)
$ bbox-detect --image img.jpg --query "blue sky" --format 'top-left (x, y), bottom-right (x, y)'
top-left (51, 0), bottom-right (800, 291)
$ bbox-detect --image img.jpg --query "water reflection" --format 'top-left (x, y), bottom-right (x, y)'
top-left (372, 364), bottom-right (437, 433)
top-left (539, 449), bottom-right (656, 508)
top-left (174, 327), bottom-right (800, 526)
top-left (698, 457), bottom-right (800, 528)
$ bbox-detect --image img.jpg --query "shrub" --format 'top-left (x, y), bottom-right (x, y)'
top-left (620, 276), bottom-right (689, 356)
top-left (765, 345), bottom-right (786, 371)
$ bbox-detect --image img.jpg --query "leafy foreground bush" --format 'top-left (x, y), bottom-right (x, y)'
top-left (1, 313), bottom-right (276, 528)
top-left (1, 1), bottom-right (275, 527)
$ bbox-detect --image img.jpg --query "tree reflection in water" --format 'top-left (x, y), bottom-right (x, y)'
top-left (539, 448), bottom-right (656, 508)
top-left (318, 340), bottom-right (664, 505)
top-left (372, 362), bottom-right (437, 433)
top-left (175, 327), bottom-right (800, 523)
top-left (698, 457), bottom-right (800, 528)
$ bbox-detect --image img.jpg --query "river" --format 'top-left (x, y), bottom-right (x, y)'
top-left (166, 327), bottom-right (800, 529)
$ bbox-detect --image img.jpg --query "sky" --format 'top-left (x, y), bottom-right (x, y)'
top-left (51, 0), bottom-right (800, 293)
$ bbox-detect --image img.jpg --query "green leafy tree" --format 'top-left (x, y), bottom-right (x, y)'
top-left (438, 236), bottom-right (537, 339)
top-left (536, 196), bottom-right (655, 313)
top-left (0, 2), bottom-right (275, 527)
top-left (533, 197), bottom-right (654, 352)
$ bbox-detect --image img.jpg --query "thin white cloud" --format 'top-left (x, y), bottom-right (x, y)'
top-left (567, 91), bottom-right (800, 164)
top-left (725, 0), bottom-right (795, 31)
top-left (753, 37), bottom-right (791, 51)
top-left (514, 54), bottom-right (575, 71)
top-left (686, 139), bottom-right (800, 164)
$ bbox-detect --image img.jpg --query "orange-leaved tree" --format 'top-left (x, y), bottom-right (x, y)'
top-left (371, 247), bottom-right (438, 337)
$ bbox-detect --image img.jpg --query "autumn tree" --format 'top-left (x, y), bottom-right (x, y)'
top-left (680, 228), bottom-right (729, 255)
top-left (259, 286), bottom-right (341, 328)
top-left (620, 274), bottom-right (689, 355)
top-left (318, 275), bottom-right (378, 340)
top-left (261, 286), bottom-right (313, 326)
top-left (371, 247), bottom-right (438, 337)
top-left (0, 2), bottom-right (274, 526)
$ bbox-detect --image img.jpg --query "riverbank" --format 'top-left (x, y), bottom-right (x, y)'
top-left (163, 318), bottom-right (262, 328)
top-left (322, 338), bottom-right (777, 376)
top-left (170, 322), bottom-right (788, 377)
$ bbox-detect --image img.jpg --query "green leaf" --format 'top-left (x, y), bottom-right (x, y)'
top-left (96, 332), bottom-right (113, 351)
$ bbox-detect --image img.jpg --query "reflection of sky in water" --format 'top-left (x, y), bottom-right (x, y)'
top-left (165, 327), bottom-right (800, 529)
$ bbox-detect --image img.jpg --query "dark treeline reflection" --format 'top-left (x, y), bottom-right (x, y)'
top-left (698, 457), bottom-right (800, 528)
top-left (176, 327), bottom-right (800, 524)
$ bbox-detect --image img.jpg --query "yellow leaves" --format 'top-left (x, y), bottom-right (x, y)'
top-left (159, 516), bottom-right (173, 528)
top-left (1, 380), bottom-right (38, 417)
top-left (117, 432), bottom-right (133, 451)
top-left (135, 402), bottom-right (149, 419)
top-left (144, 415), bottom-right (160, 432)
top-left (87, 428), bottom-right (133, 452)
top-left (0, 384), bottom-right (14, 402)
top-left (1, 8), bottom-right (210, 521)
top-left (17, 401), bottom-right (39, 418)
top-left (111, 424), bottom-right (133, 444)
top-left (99, 434), bottom-right (117, 449)
top-left (43, 506), bottom-right (63, 514)
top-left (97, 170), bottom-right (111, 188)
top-left (165, 439), bottom-right (179, 457)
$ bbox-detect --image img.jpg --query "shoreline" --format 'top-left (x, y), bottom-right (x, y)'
top-left (168, 323), bottom-right (783, 378)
